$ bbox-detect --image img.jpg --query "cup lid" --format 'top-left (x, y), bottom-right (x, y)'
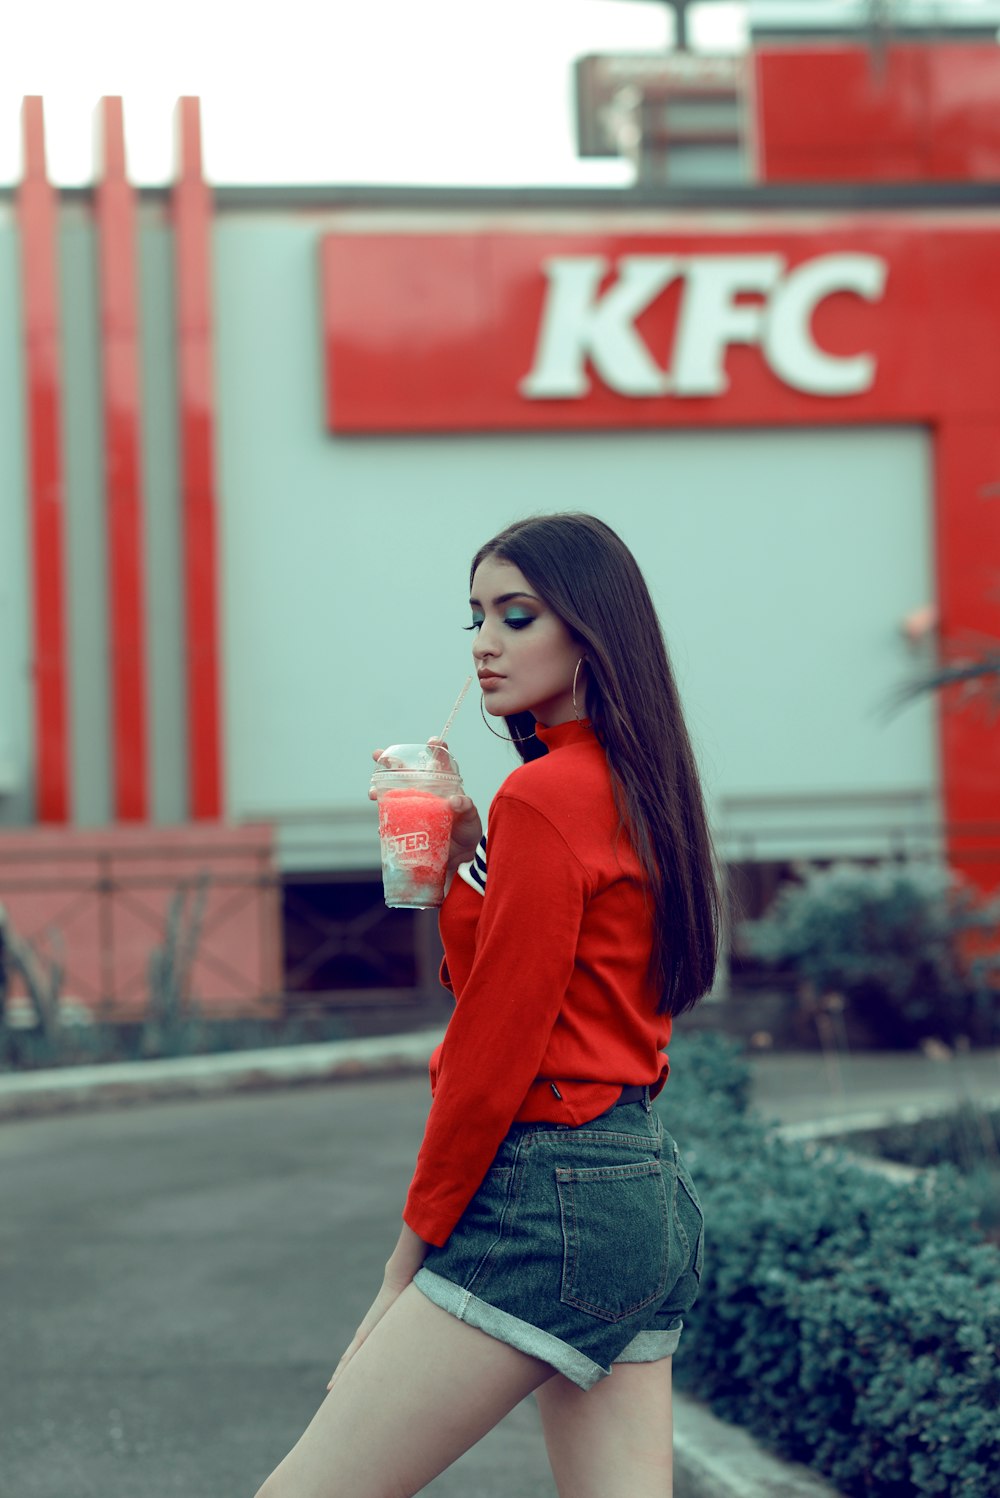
top-left (374, 743), bottom-right (460, 775)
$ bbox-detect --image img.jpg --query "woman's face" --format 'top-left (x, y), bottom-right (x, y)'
top-left (468, 555), bottom-right (583, 727)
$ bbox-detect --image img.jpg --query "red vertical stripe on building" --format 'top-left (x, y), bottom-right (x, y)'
top-left (933, 419), bottom-right (1000, 897)
top-left (173, 97), bottom-right (224, 819)
top-left (16, 98), bottom-right (70, 823)
top-left (96, 97), bottom-right (148, 821)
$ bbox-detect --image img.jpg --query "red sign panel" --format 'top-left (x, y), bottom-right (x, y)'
top-left (319, 214), bottom-right (1000, 902)
top-left (756, 45), bottom-right (1000, 184)
top-left (321, 221), bottom-right (1000, 433)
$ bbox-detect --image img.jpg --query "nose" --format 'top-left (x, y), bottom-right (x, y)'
top-left (473, 620), bottom-right (502, 661)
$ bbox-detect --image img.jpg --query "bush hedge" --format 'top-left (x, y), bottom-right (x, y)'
top-left (838, 1105), bottom-right (1000, 1177)
top-left (833, 1105), bottom-right (1000, 1239)
top-left (658, 1033), bottom-right (1000, 1495)
top-left (737, 860), bottom-right (1000, 1047)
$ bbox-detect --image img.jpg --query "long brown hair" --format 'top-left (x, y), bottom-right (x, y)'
top-left (471, 512), bottom-right (723, 1018)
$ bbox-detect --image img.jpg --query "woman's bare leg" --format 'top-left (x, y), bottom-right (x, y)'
top-left (534, 1358), bottom-right (673, 1498)
top-left (254, 1283), bottom-right (555, 1498)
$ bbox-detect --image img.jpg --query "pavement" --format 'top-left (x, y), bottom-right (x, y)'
top-left (2, 1029), bottom-right (999, 1498)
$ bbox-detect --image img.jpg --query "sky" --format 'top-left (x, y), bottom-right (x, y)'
top-left (1, 0), bottom-right (748, 188)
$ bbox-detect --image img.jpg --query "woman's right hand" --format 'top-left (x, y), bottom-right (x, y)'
top-left (442, 792), bottom-right (483, 874)
top-left (370, 746), bottom-right (482, 876)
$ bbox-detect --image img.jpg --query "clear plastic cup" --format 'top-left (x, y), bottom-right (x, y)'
top-left (370, 743), bottom-right (464, 909)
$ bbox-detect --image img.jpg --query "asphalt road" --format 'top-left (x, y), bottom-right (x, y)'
top-left (1, 1077), bottom-right (563, 1498)
top-left (4, 1046), bottom-right (998, 1498)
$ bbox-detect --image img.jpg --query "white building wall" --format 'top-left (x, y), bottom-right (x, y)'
top-left (215, 220), bottom-right (940, 871)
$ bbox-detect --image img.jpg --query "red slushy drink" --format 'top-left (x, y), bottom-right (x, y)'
top-left (377, 789), bottom-right (454, 907)
top-left (370, 744), bottom-right (463, 909)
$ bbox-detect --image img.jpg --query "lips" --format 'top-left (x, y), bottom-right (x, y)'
top-left (478, 672), bottom-right (504, 685)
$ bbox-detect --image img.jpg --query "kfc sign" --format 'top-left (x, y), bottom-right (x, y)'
top-left (520, 253), bottom-right (888, 400)
top-left (321, 227), bottom-right (929, 432)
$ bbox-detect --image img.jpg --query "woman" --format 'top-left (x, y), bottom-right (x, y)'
top-left (256, 513), bottom-right (722, 1498)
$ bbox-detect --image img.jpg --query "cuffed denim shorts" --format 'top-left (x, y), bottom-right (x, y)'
top-left (413, 1094), bottom-right (704, 1391)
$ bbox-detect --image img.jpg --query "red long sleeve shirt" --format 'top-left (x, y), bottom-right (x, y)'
top-left (402, 718), bottom-right (672, 1248)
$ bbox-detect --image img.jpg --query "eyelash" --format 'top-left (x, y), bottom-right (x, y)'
top-left (463, 618), bottom-right (534, 632)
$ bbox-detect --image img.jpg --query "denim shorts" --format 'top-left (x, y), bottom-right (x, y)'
top-left (413, 1095), bottom-right (704, 1391)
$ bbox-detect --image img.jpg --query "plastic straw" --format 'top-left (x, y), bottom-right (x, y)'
top-left (435, 674), bottom-right (473, 744)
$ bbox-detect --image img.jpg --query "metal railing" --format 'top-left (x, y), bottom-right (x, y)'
top-left (0, 819), bottom-right (996, 1019)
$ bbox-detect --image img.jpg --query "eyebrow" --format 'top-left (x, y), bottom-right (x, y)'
top-left (468, 592), bottom-right (541, 608)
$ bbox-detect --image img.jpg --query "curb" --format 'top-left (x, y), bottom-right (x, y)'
top-left (674, 1393), bottom-right (842, 1498)
top-left (0, 1028), bottom-right (446, 1120)
top-left (776, 1091), bottom-right (1000, 1188)
top-left (777, 1092), bottom-right (1000, 1144)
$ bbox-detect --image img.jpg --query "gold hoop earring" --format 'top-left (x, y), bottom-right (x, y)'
top-left (573, 658), bottom-right (587, 722)
top-left (479, 695), bottom-right (536, 743)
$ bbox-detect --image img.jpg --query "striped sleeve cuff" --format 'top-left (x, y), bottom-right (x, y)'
top-left (456, 833), bottom-right (487, 896)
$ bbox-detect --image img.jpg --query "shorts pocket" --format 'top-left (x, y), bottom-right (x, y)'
top-left (675, 1158), bottom-right (705, 1282)
top-left (556, 1159), bottom-right (669, 1322)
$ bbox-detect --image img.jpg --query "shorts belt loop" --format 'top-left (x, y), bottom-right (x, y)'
top-left (641, 1085), bottom-right (651, 1113)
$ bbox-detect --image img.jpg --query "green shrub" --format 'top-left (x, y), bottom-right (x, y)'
top-left (840, 1105), bottom-right (1000, 1175)
top-left (662, 1030), bottom-right (752, 1116)
top-left (738, 860), bottom-right (1000, 1047)
top-left (657, 1034), bottom-right (1000, 1495)
top-left (835, 1105), bottom-right (1000, 1238)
